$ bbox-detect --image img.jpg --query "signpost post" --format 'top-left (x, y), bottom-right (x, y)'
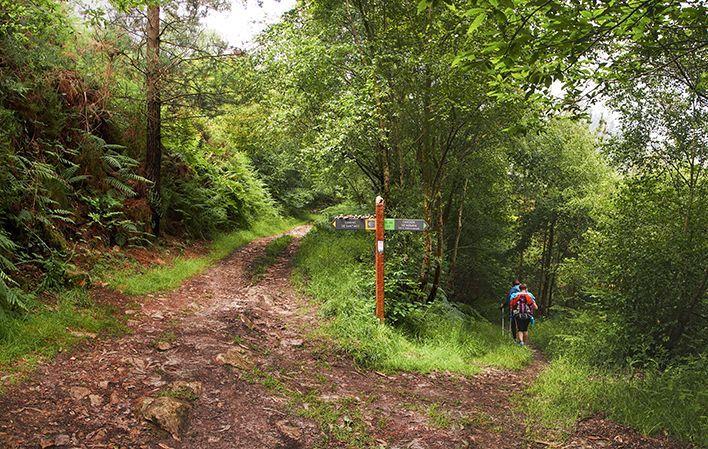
top-left (331, 197), bottom-right (428, 323)
top-left (375, 196), bottom-right (385, 322)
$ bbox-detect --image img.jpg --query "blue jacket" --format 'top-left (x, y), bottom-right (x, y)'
top-left (501, 284), bottom-right (520, 315)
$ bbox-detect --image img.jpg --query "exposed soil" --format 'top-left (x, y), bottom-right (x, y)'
top-left (0, 226), bottom-right (692, 449)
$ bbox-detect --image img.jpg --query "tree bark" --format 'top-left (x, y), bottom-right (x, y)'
top-left (426, 204), bottom-right (445, 302)
top-left (145, 4), bottom-right (162, 236)
top-left (448, 179), bottom-right (468, 289)
top-left (539, 218), bottom-right (556, 315)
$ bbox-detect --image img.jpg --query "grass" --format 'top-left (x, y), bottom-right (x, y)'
top-left (158, 384), bottom-right (200, 402)
top-left (249, 234), bottom-right (295, 282)
top-left (426, 403), bottom-right (453, 429)
top-left (106, 216), bottom-right (302, 295)
top-left (292, 221), bottom-right (531, 376)
top-left (0, 289), bottom-right (124, 385)
top-left (523, 317), bottom-right (708, 446)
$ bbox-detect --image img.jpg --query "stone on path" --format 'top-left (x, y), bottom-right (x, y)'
top-left (280, 338), bottom-right (304, 348)
top-left (89, 394), bottom-right (103, 407)
top-left (68, 386), bottom-right (91, 401)
top-left (140, 397), bottom-right (190, 440)
top-left (275, 420), bottom-right (303, 440)
top-left (156, 341), bottom-right (173, 351)
top-left (215, 348), bottom-right (254, 370)
top-left (169, 380), bottom-right (203, 398)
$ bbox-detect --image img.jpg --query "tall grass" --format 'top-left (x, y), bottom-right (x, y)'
top-left (524, 314), bottom-right (707, 446)
top-left (106, 217), bottom-right (303, 295)
top-left (293, 222), bottom-right (531, 374)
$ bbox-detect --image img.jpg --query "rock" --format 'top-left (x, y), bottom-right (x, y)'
top-left (156, 341), bottom-right (172, 351)
top-left (98, 381), bottom-right (109, 389)
top-left (146, 377), bottom-right (167, 387)
top-left (68, 386), bottom-right (91, 401)
top-left (54, 434), bottom-right (71, 446)
top-left (89, 394), bottom-right (103, 407)
top-left (275, 420), bottom-right (302, 440)
top-left (110, 391), bottom-right (121, 404)
top-left (87, 429), bottom-right (106, 442)
top-left (39, 438), bottom-right (54, 449)
top-left (407, 439), bottom-right (426, 449)
top-left (140, 397), bottom-right (190, 440)
top-left (123, 356), bottom-right (146, 371)
top-left (215, 348), bottom-right (254, 370)
top-left (280, 338), bottom-right (304, 348)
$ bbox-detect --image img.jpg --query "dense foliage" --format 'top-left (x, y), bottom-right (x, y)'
top-left (0, 1), bottom-right (289, 310)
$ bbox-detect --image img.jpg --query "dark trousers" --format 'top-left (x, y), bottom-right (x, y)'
top-left (510, 315), bottom-right (517, 339)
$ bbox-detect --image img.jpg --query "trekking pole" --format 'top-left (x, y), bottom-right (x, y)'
top-left (500, 308), bottom-right (504, 336)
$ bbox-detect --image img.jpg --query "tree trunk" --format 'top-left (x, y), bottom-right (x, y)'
top-left (427, 204), bottom-right (445, 303)
top-left (382, 143), bottom-right (391, 203)
top-left (419, 191), bottom-right (432, 289)
top-left (145, 4), bottom-right (162, 236)
top-left (448, 179), bottom-right (468, 289)
top-left (539, 218), bottom-right (556, 315)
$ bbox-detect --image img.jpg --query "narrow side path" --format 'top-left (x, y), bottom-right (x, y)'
top-left (0, 226), bottom-right (691, 449)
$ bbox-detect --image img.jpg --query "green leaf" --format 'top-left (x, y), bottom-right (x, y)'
top-left (467, 12), bottom-right (487, 35)
top-left (417, 0), bottom-right (431, 14)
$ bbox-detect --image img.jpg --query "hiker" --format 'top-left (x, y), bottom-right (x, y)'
top-left (509, 284), bottom-right (538, 346)
top-left (500, 279), bottom-right (521, 341)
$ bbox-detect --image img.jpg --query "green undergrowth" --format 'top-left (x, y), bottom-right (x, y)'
top-left (0, 289), bottom-right (124, 384)
top-left (293, 222), bottom-right (531, 375)
top-left (523, 316), bottom-right (707, 446)
top-left (106, 216), bottom-right (302, 295)
top-left (249, 234), bottom-right (295, 282)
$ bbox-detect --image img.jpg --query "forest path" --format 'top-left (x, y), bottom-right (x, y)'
top-left (0, 226), bottom-right (688, 449)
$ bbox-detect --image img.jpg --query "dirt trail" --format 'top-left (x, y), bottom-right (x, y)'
top-left (0, 227), bottom-right (690, 449)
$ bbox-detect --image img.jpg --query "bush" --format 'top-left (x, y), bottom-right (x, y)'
top-left (161, 150), bottom-right (276, 238)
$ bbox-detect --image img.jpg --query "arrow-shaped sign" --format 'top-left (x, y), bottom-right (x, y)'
top-left (332, 217), bottom-right (428, 232)
top-left (331, 217), bottom-right (367, 230)
top-left (384, 218), bottom-right (428, 231)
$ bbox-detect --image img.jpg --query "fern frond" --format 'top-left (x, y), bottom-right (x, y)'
top-left (106, 177), bottom-right (136, 196)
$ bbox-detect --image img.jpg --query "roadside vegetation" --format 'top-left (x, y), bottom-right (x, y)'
top-left (0, 288), bottom-right (124, 388)
top-left (523, 315), bottom-right (707, 446)
top-left (107, 218), bottom-right (301, 295)
top-left (294, 211), bottom-right (531, 375)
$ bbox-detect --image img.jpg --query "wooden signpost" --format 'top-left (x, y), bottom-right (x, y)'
top-left (332, 196), bottom-right (428, 322)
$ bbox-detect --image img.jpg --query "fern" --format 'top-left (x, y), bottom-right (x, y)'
top-left (106, 176), bottom-right (136, 196)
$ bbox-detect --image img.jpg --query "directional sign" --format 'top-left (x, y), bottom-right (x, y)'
top-left (336, 217), bottom-right (429, 232)
top-left (331, 217), bottom-right (366, 230)
top-left (384, 218), bottom-right (428, 231)
top-left (330, 199), bottom-right (428, 322)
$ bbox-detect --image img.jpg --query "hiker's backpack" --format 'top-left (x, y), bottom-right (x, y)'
top-left (514, 293), bottom-right (532, 320)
